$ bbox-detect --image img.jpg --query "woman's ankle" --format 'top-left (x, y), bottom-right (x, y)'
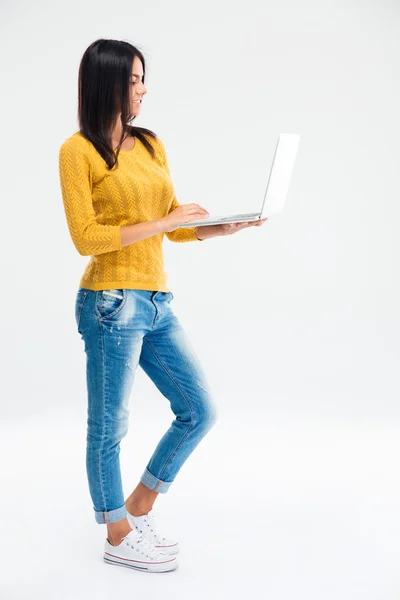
top-left (106, 518), bottom-right (132, 546)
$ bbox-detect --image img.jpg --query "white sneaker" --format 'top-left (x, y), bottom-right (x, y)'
top-left (103, 528), bottom-right (178, 573)
top-left (126, 508), bottom-right (180, 555)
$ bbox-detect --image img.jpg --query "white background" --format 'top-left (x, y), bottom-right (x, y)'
top-left (1, 0), bottom-right (399, 598)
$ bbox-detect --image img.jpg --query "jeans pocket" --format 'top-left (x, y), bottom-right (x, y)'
top-left (96, 289), bottom-right (126, 320)
top-left (75, 288), bottom-right (89, 333)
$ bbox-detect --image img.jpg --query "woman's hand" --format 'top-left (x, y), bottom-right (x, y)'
top-left (214, 217), bottom-right (268, 236)
top-left (160, 203), bottom-right (209, 233)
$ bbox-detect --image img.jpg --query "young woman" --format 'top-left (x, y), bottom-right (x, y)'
top-left (58, 38), bottom-right (267, 574)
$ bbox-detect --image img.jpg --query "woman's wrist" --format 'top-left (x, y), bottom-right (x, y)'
top-left (194, 225), bottom-right (222, 240)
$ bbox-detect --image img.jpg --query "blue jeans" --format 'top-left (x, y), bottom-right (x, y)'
top-left (75, 288), bottom-right (218, 525)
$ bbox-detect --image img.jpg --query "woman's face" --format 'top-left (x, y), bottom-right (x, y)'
top-left (129, 56), bottom-right (147, 115)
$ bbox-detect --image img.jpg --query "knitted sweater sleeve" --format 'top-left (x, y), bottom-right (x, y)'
top-left (157, 138), bottom-right (204, 243)
top-left (58, 137), bottom-right (122, 256)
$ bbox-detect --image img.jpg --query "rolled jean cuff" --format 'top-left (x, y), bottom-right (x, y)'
top-left (140, 467), bottom-right (173, 493)
top-left (94, 503), bottom-right (127, 524)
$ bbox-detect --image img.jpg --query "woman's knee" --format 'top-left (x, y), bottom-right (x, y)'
top-left (197, 401), bottom-right (218, 432)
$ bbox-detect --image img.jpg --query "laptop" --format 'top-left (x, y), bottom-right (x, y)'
top-left (177, 133), bottom-right (300, 227)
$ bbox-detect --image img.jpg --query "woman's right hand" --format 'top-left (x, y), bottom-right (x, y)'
top-left (160, 203), bottom-right (210, 232)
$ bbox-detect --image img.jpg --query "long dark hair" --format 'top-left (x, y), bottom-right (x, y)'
top-left (77, 38), bottom-right (158, 170)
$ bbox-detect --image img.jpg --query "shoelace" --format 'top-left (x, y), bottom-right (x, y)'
top-left (140, 511), bottom-right (168, 545)
top-left (122, 531), bottom-right (161, 558)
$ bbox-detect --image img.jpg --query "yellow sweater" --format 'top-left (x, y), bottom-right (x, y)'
top-left (58, 131), bottom-right (203, 292)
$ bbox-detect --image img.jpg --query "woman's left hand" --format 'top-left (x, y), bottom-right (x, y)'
top-left (215, 217), bottom-right (268, 236)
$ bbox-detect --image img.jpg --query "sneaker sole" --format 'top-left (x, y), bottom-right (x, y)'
top-left (153, 542), bottom-right (179, 555)
top-left (103, 552), bottom-right (179, 573)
